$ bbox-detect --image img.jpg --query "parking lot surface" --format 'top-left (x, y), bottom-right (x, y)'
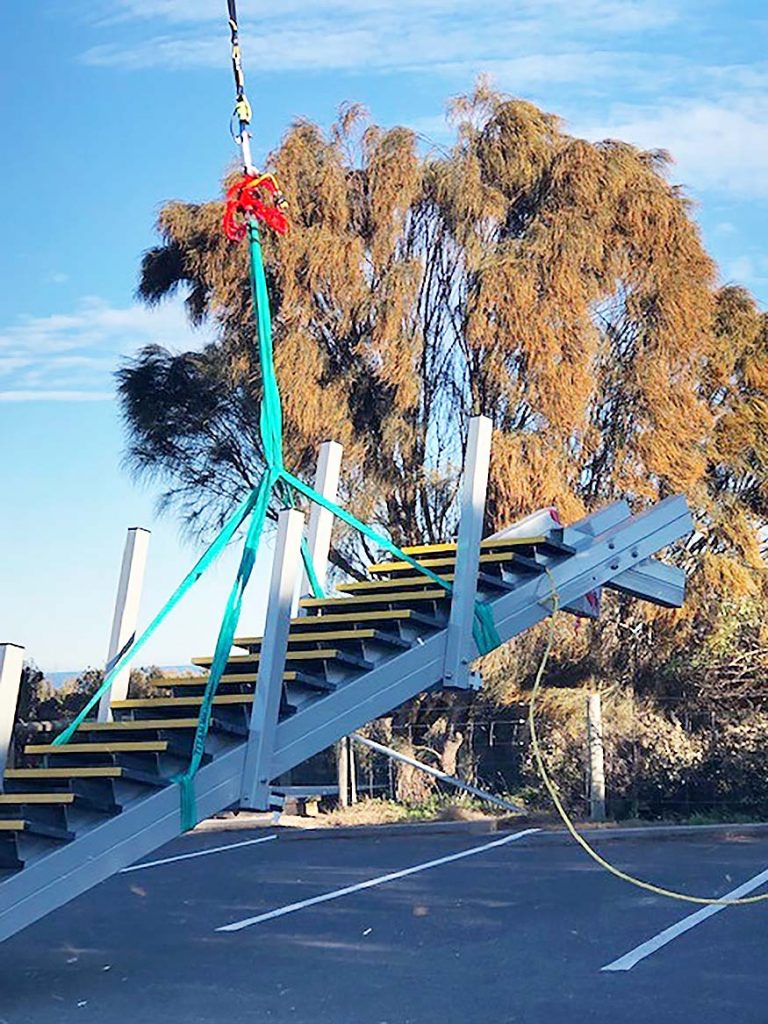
top-left (1, 826), bottom-right (766, 1023)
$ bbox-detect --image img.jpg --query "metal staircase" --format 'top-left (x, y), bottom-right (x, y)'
top-left (0, 481), bottom-right (691, 942)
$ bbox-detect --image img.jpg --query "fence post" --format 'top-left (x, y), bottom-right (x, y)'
top-left (443, 415), bottom-right (493, 689)
top-left (98, 527), bottom-right (151, 723)
top-left (0, 644), bottom-right (25, 787)
top-left (586, 691), bottom-right (606, 821)
top-left (241, 508), bottom-right (305, 809)
top-left (336, 740), bottom-right (350, 808)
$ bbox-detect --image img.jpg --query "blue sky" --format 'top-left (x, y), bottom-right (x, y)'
top-left (0, 0), bottom-right (767, 671)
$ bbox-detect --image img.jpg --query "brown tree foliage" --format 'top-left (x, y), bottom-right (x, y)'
top-left (120, 83), bottom-right (768, 677)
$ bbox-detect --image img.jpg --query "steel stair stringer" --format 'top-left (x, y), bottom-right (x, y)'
top-left (0, 745), bottom-right (247, 943)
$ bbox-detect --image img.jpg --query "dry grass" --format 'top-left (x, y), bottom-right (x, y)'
top-left (314, 796), bottom-right (502, 827)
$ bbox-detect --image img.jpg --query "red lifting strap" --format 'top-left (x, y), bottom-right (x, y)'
top-left (223, 173), bottom-right (289, 240)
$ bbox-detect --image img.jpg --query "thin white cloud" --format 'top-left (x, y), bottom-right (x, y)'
top-left (722, 254), bottom-right (768, 295)
top-left (0, 297), bottom-right (206, 401)
top-left (0, 390), bottom-right (114, 403)
top-left (579, 96), bottom-right (768, 201)
top-left (101, 0), bottom-right (677, 31)
top-left (82, 0), bottom-right (680, 73)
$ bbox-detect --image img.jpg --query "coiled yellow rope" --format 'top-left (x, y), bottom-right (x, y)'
top-left (529, 569), bottom-right (768, 906)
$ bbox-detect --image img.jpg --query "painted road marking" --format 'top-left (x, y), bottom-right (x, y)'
top-left (216, 828), bottom-right (540, 932)
top-left (602, 864), bottom-right (768, 971)
top-left (122, 833), bottom-right (277, 873)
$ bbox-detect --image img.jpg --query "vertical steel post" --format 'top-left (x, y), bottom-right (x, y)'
top-left (0, 644), bottom-right (24, 787)
top-left (443, 416), bottom-right (493, 689)
top-left (241, 508), bottom-right (305, 809)
top-left (98, 528), bottom-right (151, 723)
top-left (586, 691), bottom-right (607, 821)
top-left (294, 440), bottom-right (343, 613)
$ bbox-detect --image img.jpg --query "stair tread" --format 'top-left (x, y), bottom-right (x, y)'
top-left (0, 793), bottom-right (75, 805)
top-left (233, 628), bottom-right (407, 647)
top-left (77, 718), bottom-right (201, 731)
top-left (112, 694), bottom-right (255, 709)
top-left (367, 551), bottom-right (526, 574)
top-left (151, 670), bottom-right (323, 688)
top-left (0, 819), bottom-right (74, 841)
top-left (5, 767), bottom-right (124, 779)
top-left (289, 610), bottom-right (423, 627)
top-left (400, 535), bottom-right (548, 556)
top-left (191, 648), bottom-right (354, 667)
top-left (337, 574), bottom-right (453, 593)
top-left (25, 741), bottom-right (169, 755)
top-left (300, 589), bottom-right (448, 609)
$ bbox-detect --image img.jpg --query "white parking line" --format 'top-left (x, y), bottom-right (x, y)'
top-left (216, 828), bottom-right (540, 932)
top-left (602, 864), bottom-right (768, 972)
top-left (121, 833), bottom-right (277, 872)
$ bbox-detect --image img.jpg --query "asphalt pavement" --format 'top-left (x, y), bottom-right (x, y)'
top-left (1, 826), bottom-right (766, 1024)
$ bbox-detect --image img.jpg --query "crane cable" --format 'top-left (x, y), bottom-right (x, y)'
top-left (530, 569), bottom-right (768, 906)
top-left (227, 0), bottom-right (254, 170)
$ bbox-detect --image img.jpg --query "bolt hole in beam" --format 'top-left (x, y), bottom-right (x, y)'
top-left (216, 828), bottom-right (539, 932)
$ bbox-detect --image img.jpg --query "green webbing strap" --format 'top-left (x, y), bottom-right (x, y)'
top-left (176, 223), bottom-right (284, 828)
top-left (53, 217), bottom-right (500, 834)
top-left (52, 487), bottom-right (260, 748)
top-left (175, 470), bottom-right (276, 826)
top-left (300, 535), bottom-right (325, 599)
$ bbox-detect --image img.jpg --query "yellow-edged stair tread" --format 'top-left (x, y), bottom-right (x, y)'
top-left (337, 574), bottom-right (453, 593)
top-left (0, 821), bottom-right (27, 832)
top-left (0, 793), bottom-right (75, 805)
top-left (111, 694), bottom-right (254, 709)
top-left (399, 535), bottom-right (547, 557)
top-left (233, 628), bottom-right (387, 647)
top-left (25, 741), bottom-right (168, 755)
top-left (192, 648), bottom-right (341, 668)
top-left (78, 719), bottom-right (200, 731)
top-left (300, 589), bottom-right (448, 609)
top-left (5, 767), bottom-right (124, 779)
top-left (150, 671), bottom-right (303, 688)
top-left (155, 673), bottom-right (253, 686)
top-left (367, 551), bottom-right (523, 575)
top-left (289, 610), bottom-right (418, 627)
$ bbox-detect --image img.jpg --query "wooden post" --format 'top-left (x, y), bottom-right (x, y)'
top-left (336, 740), bottom-right (350, 808)
top-left (586, 690), bottom-right (606, 822)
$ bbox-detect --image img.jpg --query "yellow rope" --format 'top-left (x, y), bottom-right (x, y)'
top-left (528, 568), bottom-right (768, 906)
